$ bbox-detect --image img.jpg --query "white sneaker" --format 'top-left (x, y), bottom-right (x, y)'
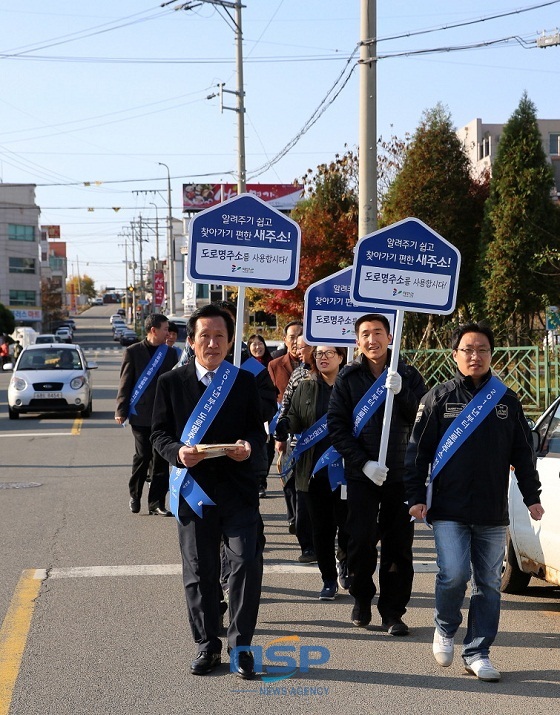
top-left (465, 657), bottom-right (501, 682)
top-left (432, 629), bottom-right (454, 667)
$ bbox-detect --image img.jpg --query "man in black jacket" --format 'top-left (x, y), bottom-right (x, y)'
top-left (115, 313), bottom-right (178, 515)
top-left (328, 313), bottom-right (426, 635)
top-left (151, 304), bottom-right (266, 679)
top-left (405, 322), bottom-right (543, 682)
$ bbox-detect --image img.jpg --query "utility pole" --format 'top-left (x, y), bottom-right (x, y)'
top-left (118, 232), bottom-right (130, 320)
top-left (173, 0), bottom-right (247, 362)
top-left (158, 162), bottom-right (175, 316)
top-left (149, 202), bottom-right (160, 263)
top-left (358, 0), bottom-right (377, 239)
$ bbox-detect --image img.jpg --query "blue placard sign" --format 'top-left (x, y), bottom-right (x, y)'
top-left (350, 217), bottom-right (461, 315)
top-left (304, 267), bottom-right (396, 346)
top-left (187, 193), bottom-right (301, 289)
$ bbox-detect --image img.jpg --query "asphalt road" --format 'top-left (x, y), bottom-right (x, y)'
top-left (0, 307), bottom-right (559, 715)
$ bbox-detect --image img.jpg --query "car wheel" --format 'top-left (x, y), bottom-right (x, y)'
top-left (82, 399), bottom-right (92, 418)
top-left (501, 532), bottom-right (531, 594)
top-left (8, 406), bottom-right (19, 420)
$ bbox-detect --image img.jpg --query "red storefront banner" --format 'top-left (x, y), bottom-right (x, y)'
top-left (154, 270), bottom-right (165, 307)
top-left (183, 183), bottom-right (303, 212)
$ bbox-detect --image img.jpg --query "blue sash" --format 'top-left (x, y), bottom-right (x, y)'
top-left (240, 356), bottom-right (266, 376)
top-left (169, 363), bottom-right (240, 521)
top-left (280, 414), bottom-right (328, 477)
top-left (128, 344), bottom-right (169, 416)
top-left (426, 375), bottom-right (508, 508)
top-left (269, 403), bottom-right (282, 435)
top-left (312, 369), bottom-right (388, 490)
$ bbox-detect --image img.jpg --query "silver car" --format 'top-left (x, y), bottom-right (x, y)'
top-left (7, 344), bottom-right (97, 420)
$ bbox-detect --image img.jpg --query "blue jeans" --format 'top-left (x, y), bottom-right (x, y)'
top-left (433, 521), bottom-right (506, 664)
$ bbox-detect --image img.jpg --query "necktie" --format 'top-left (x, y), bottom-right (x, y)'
top-left (204, 371), bottom-right (215, 387)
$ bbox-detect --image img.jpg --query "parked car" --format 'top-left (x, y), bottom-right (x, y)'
top-left (502, 398), bottom-right (560, 592)
top-left (120, 329), bottom-right (139, 346)
top-left (55, 327), bottom-right (73, 343)
top-left (109, 314), bottom-right (122, 325)
top-left (113, 325), bottom-right (127, 341)
top-left (117, 308), bottom-right (126, 317)
top-left (7, 344), bottom-right (97, 419)
top-left (35, 334), bottom-right (62, 344)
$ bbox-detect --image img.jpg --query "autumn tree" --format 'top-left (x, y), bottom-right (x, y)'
top-left (480, 92), bottom-right (560, 343)
top-left (66, 274), bottom-right (96, 301)
top-left (254, 153), bottom-right (359, 321)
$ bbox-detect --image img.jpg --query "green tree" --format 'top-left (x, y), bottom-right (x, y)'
top-left (379, 104), bottom-right (488, 346)
top-left (480, 92), bottom-right (560, 343)
top-left (0, 303), bottom-right (16, 336)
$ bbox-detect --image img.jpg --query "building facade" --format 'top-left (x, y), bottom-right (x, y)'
top-left (0, 184), bottom-right (42, 330)
top-left (457, 117), bottom-right (560, 194)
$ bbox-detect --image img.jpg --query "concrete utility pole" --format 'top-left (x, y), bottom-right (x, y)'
top-left (358, 0), bottom-right (377, 239)
top-left (149, 202), bottom-right (160, 264)
top-left (158, 161), bottom-right (175, 315)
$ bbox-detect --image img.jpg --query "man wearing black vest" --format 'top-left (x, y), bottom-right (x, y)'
top-left (405, 321), bottom-right (544, 682)
top-left (115, 313), bottom-right (178, 515)
top-left (151, 304), bottom-right (266, 679)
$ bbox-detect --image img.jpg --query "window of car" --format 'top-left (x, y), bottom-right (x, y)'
top-left (19, 349), bottom-right (82, 370)
top-left (537, 402), bottom-right (560, 456)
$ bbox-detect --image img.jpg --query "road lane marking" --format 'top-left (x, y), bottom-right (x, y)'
top-left (47, 561), bottom-right (438, 579)
top-left (0, 433), bottom-right (76, 439)
top-left (0, 569), bottom-right (46, 715)
top-left (71, 418), bottom-right (82, 435)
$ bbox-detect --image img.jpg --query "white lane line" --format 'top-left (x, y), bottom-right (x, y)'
top-left (47, 561), bottom-right (438, 579)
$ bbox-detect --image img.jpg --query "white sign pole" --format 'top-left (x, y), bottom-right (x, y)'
top-left (377, 309), bottom-right (404, 468)
top-left (233, 285), bottom-right (245, 367)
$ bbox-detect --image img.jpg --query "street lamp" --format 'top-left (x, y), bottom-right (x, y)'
top-left (158, 162), bottom-right (175, 315)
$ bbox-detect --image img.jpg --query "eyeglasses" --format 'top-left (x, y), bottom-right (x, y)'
top-left (314, 350), bottom-right (337, 359)
top-left (456, 348), bottom-right (491, 356)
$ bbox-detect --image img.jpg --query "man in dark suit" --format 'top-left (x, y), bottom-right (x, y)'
top-left (115, 313), bottom-right (178, 515)
top-left (151, 304), bottom-right (266, 679)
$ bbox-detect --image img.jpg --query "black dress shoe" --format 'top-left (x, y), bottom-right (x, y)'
top-left (381, 618), bottom-right (409, 636)
top-left (129, 497), bottom-right (140, 513)
top-left (231, 650), bottom-right (255, 680)
top-left (149, 507), bottom-right (172, 516)
top-left (190, 651), bottom-right (221, 675)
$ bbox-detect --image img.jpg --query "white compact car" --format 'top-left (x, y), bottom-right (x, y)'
top-left (502, 398), bottom-right (560, 592)
top-left (7, 344), bottom-right (97, 420)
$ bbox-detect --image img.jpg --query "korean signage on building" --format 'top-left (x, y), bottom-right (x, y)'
top-left (183, 183), bottom-right (303, 212)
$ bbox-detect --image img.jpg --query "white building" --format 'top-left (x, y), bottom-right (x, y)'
top-left (0, 184), bottom-right (42, 330)
top-left (457, 118), bottom-right (560, 193)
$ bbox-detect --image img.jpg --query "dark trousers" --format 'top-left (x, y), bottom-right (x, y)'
top-left (129, 425), bottom-right (169, 510)
top-left (178, 495), bottom-right (263, 654)
top-left (303, 476), bottom-right (348, 582)
top-left (346, 479), bottom-right (414, 621)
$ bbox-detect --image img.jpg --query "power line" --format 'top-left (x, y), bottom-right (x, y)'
top-left (371, 0), bottom-right (560, 46)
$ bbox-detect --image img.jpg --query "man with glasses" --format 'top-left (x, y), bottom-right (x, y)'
top-left (405, 321), bottom-right (544, 682)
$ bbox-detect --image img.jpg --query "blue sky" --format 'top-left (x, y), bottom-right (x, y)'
top-left (1, 0), bottom-right (559, 288)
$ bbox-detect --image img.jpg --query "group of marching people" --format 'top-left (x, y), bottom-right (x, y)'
top-left (117, 302), bottom-right (544, 682)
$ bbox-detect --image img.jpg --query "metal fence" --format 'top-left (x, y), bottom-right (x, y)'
top-left (401, 345), bottom-right (560, 418)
